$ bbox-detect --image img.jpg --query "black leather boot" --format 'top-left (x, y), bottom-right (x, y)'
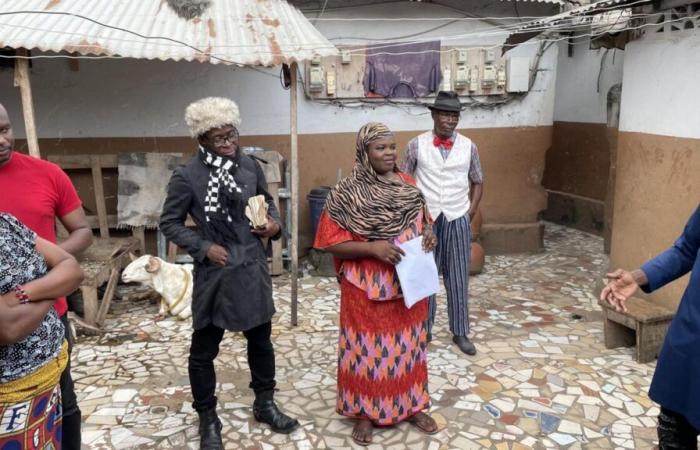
top-left (197, 408), bottom-right (223, 449)
top-left (253, 398), bottom-right (300, 434)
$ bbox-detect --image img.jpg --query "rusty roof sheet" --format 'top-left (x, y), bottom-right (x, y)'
top-left (0, 0), bottom-right (338, 66)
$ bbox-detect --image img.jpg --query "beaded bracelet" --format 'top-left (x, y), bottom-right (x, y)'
top-left (14, 285), bottom-right (30, 305)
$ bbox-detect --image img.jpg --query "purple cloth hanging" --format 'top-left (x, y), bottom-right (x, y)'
top-left (364, 41), bottom-right (441, 98)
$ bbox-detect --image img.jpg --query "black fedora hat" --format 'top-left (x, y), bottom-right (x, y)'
top-left (428, 91), bottom-right (462, 113)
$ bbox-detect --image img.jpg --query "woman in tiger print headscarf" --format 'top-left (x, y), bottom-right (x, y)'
top-left (324, 122), bottom-right (427, 240)
top-left (314, 123), bottom-right (439, 446)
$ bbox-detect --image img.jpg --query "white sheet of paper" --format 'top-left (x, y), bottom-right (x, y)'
top-left (395, 236), bottom-right (440, 309)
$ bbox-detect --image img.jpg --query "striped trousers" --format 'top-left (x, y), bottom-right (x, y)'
top-left (428, 213), bottom-right (471, 337)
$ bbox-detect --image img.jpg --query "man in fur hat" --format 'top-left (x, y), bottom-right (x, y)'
top-left (160, 97), bottom-right (299, 448)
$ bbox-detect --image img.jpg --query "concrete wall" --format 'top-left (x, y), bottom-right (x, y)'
top-left (610, 29), bottom-right (700, 309)
top-left (0, 2), bottom-right (558, 252)
top-left (542, 38), bottom-right (624, 235)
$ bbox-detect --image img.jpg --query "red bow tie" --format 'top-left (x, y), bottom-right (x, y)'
top-left (433, 136), bottom-right (454, 150)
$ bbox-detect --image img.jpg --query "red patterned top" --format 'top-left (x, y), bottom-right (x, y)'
top-left (314, 172), bottom-right (428, 301)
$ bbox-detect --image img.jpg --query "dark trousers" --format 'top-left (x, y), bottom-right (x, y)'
top-left (59, 314), bottom-right (81, 450)
top-left (658, 407), bottom-right (699, 449)
top-left (189, 321), bottom-right (276, 412)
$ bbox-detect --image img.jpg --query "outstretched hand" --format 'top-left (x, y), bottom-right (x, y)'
top-left (600, 269), bottom-right (639, 313)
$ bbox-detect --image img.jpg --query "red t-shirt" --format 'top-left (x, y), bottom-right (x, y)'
top-left (0, 151), bottom-right (83, 316)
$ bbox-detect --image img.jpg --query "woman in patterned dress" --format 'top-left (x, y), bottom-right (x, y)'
top-left (0, 213), bottom-right (83, 448)
top-left (314, 123), bottom-right (439, 446)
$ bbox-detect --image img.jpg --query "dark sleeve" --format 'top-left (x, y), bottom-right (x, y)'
top-left (640, 205), bottom-right (700, 293)
top-left (253, 159), bottom-right (283, 241)
top-left (159, 168), bottom-right (212, 263)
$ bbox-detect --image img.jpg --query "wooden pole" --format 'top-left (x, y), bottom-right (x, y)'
top-left (290, 62), bottom-right (299, 327)
top-left (13, 49), bottom-right (40, 158)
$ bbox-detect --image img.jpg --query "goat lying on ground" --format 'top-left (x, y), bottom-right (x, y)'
top-left (122, 255), bottom-right (192, 320)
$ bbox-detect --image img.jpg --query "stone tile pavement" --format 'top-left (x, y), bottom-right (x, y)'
top-left (75, 223), bottom-right (663, 449)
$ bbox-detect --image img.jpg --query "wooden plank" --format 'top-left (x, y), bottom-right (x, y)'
top-left (598, 296), bottom-right (674, 323)
top-left (48, 154), bottom-right (119, 169)
top-left (90, 155), bottom-right (110, 239)
top-left (132, 226), bottom-right (146, 254)
top-left (13, 50), bottom-right (40, 158)
top-left (290, 62), bottom-right (299, 327)
top-left (96, 268), bottom-right (119, 326)
top-left (81, 285), bottom-right (99, 326)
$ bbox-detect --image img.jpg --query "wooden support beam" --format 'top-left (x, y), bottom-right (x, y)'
top-left (90, 155), bottom-right (110, 239)
top-left (290, 62), bottom-right (299, 327)
top-left (95, 268), bottom-right (120, 326)
top-left (13, 49), bottom-right (40, 158)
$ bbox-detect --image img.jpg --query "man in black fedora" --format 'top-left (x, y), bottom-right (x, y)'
top-left (402, 91), bottom-right (484, 356)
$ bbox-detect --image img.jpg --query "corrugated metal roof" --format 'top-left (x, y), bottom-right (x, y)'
top-left (500, 0), bottom-right (565, 4)
top-left (0, 0), bottom-right (338, 66)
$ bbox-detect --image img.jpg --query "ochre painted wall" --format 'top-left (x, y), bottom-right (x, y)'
top-left (610, 131), bottom-right (700, 309)
top-left (541, 121), bottom-right (613, 235)
top-left (16, 125), bottom-right (550, 252)
top-left (543, 121), bottom-right (611, 201)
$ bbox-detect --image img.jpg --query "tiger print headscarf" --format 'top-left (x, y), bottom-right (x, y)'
top-left (324, 122), bottom-right (427, 240)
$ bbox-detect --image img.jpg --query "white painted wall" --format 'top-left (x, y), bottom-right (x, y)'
top-left (553, 37), bottom-right (625, 124)
top-left (619, 29), bottom-right (700, 139)
top-left (0, 2), bottom-right (557, 138)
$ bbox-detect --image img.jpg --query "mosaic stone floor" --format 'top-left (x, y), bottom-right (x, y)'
top-left (75, 223), bottom-right (664, 449)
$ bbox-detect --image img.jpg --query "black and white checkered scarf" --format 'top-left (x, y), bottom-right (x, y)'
top-left (198, 146), bottom-right (242, 223)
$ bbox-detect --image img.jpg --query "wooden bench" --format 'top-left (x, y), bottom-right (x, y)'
top-left (49, 154), bottom-right (143, 327)
top-left (598, 296), bottom-right (674, 363)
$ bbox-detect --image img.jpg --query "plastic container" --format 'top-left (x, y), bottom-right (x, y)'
top-left (308, 186), bottom-right (332, 238)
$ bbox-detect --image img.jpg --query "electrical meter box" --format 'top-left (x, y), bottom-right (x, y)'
top-left (454, 65), bottom-right (469, 89)
top-left (482, 65), bottom-right (497, 87)
top-left (309, 66), bottom-right (324, 92)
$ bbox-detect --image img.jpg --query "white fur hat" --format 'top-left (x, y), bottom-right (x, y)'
top-left (185, 97), bottom-right (241, 137)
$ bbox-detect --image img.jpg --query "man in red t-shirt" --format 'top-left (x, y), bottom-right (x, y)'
top-left (0, 103), bottom-right (92, 449)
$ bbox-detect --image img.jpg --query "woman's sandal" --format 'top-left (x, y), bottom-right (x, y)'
top-left (351, 419), bottom-right (373, 446)
top-left (408, 412), bottom-right (440, 435)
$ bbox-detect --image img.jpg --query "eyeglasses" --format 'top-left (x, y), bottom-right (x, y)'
top-left (211, 130), bottom-right (239, 147)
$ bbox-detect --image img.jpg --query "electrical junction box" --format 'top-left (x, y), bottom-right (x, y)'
top-left (482, 65), bottom-right (497, 87)
top-left (506, 57), bottom-right (530, 92)
top-left (442, 68), bottom-right (452, 91)
top-left (311, 54), bottom-right (322, 65)
top-left (326, 70), bottom-right (336, 96)
top-left (469, 66), bottom-right (478, 92)
top-left (340, 50), bottom-right (352, 64)
top-left (309, 66), bottom-right (324, 92)
top-left (497, 67), bottom-right (506, 88)
top-left (483, 49), bottom-right (496, 64)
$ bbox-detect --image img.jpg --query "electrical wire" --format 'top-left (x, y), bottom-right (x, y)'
top-left (0, 1), bottom-right (661, 54)
top-left (0, 9), bottom-right (667, 59)
top-left (313, 0), bottom-right (330, 25)
top-left (0, 5), bottom-right (689, 112)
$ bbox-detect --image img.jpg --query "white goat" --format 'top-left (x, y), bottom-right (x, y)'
top-left (121, 255), bottom-right (193, 320)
